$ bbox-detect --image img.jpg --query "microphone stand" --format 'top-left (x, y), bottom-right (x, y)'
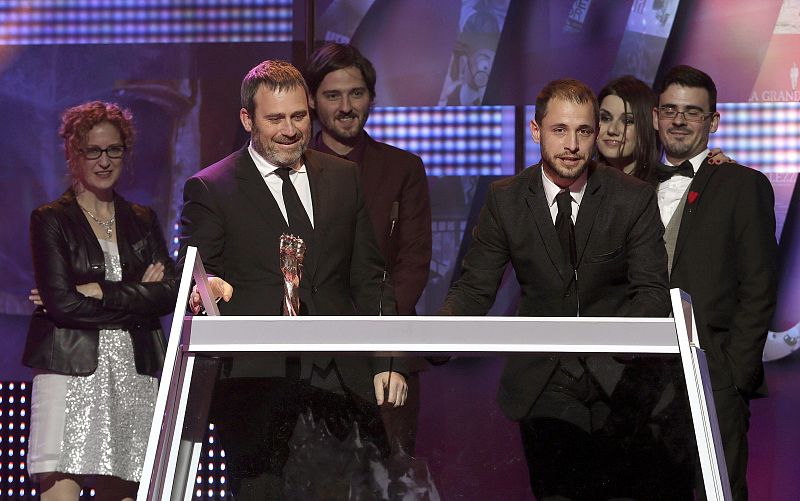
top-left (378, 201), bottom-right (399, 316)
top-left (379, 201), bottom-right (399, 398)
top-left (569, 221), bottom-right (579, 317)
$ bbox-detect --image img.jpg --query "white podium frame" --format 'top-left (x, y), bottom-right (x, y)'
top-left (138, 246), bottom-right (731, 500)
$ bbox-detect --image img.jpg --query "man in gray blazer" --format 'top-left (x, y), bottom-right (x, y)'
top-left (440, 78), bottom-right (670, 499)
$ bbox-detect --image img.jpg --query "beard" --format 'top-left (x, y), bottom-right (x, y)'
top-left (661, 126), bottom-right (698, 160)
top-left (251, 122), bottom-right (309, 169)
top-left (541, 144), bottom-right (591, 181)
top-left (320, 109), bottom-right (369, 144)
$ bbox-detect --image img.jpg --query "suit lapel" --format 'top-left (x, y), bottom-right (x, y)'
top-left (360, 133), bottom-right (386, 210)
top-left (672, 159), bottom-right (716, 269)
top-left (304, 151), bottom-right (325, 280)
top-left (574, 164), bottom-right (603, 267)
top-left (233, 147), bottom-right (290, 233)
top-left (525, 165), bottom-right (569, 279)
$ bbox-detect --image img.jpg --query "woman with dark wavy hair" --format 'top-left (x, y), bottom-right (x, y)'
top-left (597, 75), bottom-right (662, 181)
top-left (24, 101), bottom-right (177, 501)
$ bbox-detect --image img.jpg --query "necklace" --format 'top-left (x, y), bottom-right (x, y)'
top-left (79, 204), bottom-right (115, 239)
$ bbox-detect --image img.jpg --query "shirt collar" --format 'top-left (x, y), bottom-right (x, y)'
top-left (248, 141), bottom-right (307, 178)
top-left (311, 130), bottom-right (367, 166)
top-left (664, 148), bottom-right (709, 175)
top-left (541, 165), bottom-right (588, 209)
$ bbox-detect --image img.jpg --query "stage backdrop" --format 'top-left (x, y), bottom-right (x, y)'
top-left (1, 1), bottom-right (798, 499)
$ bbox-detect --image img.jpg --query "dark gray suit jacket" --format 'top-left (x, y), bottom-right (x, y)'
top-left (440, 162), bottom-right (670, 419)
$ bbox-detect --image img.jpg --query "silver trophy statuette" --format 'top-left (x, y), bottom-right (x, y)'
top-left (279, 234), bottom-right (306, 316)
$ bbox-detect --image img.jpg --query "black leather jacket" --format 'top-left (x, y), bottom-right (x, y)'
top-left (23, 189), bottom-right (178, 377)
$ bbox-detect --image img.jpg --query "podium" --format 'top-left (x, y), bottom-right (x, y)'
top-left (138, 246), bottom-right (731, 500)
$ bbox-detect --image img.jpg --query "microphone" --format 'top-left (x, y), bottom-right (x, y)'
top-left (569, 223), bottom-right (579, 316)
top-left (379, 201), bottom-right (400, 316)
top-left (389, 201), bottom-right (399, 238)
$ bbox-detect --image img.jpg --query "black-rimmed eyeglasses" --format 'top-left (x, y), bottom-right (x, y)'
top-left (82, 145), bottom-right (126, 160)
top-left (656, 107), bottom-right (714, 122)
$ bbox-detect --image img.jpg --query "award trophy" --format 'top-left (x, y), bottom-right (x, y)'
top-left (279, 233), bottom-right (306, 316)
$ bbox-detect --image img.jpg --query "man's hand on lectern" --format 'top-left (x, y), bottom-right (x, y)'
top-left (189, 276), bottom-right (234, 314)
top-left (374, 371), bottom-right (407, 407)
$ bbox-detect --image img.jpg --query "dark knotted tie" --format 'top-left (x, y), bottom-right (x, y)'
top-left (656, 160), bottom-right (694, 182)
top-left (275, 167), bottom-right (313, 241)
top-left (555, 189), bottom-right (584, 377)
top-left (555, 190), bottom-right (577, 269)
top-left (275, 167), bottom-right (312, 377)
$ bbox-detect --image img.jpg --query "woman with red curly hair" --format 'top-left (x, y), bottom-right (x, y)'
top-left (23, 101), bottom-right (177, 501)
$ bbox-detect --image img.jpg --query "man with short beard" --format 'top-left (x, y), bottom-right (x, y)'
top-left (440, 78), bottom-right (670, 499)
top-left (178, 60), bottom-right (407, 500)
top-left (304, 43), bottom-right (432, 456)
top-left (653, 65), bottom-right (778, 500)
top-left (304, 43), bottom-right (431, 319)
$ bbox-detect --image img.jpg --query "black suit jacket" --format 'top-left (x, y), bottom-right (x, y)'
top-left (440, 162), bottom-right (670, 419)
top-left (178, 146), bottom-right (399, 400)
top-left (24, 189), bottom-right (176, 377)
top-left (668, 160), bottom-right (777, 398)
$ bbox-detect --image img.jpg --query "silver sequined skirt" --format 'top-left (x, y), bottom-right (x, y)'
top-left (27, 329), bottom-right (159, 482)
top-left (27, 239), bottom-right (158, 482)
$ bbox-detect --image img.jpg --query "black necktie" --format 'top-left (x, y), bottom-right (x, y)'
top-left (555, 190), bottom-right (576, 269)
top-left (274, 167), bottom-right (313, 242)
top-left (555, 190), bottom-right (582, 376)
top-left (656, 160), bottom-right (695, 182)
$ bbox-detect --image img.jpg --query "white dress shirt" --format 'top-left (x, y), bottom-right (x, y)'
top-left (248, 143), bottom-right (314, 228)
top-left (542, 167), bottom-right (588, 225)
top-left (657, 148), bottom-right (708, 227)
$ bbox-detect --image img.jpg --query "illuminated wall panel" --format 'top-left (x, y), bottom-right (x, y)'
top-left (194, 424), bottom-right (229, 500)
top-left (523, 105), bottom-right (541, 169)
top-left (366, 106), bottom-right (517, 176)
top-left (1, 381), bottom-right (229, 500)
top-left (0, 1), bottom-right (293, 44)
top-left (0, 382), bottom-right (34, 500)
top-left (714, 102), bottom-right (800, 174)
